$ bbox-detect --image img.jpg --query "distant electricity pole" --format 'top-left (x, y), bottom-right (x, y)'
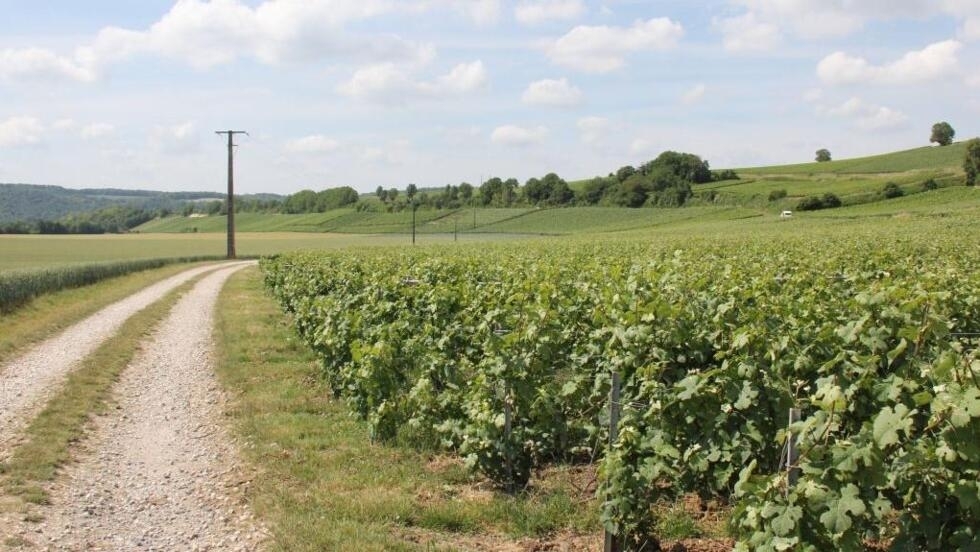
top-left (215, 130), bottom-right (248, 259)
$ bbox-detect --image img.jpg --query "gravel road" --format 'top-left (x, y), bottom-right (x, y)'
top-left (20, 262), bottom-right (263, 551)
top-left (0, 263), bottom-right (225, 461)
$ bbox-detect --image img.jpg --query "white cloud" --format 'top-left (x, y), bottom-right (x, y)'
top-left (714, 13), bottom-right (781, 52)
top-left (721, 1), bottom-right (980, 44)
top-left (0, 48), bottom-right (96, 83)
top-left (153, 121), bottom-right (200, 154)
top-left (803, 88), bottom-right (823, 103)
top-left (576, 116), bottom-right (609, 145)
top-left (340, 60), bottom-right (486, 105)
top-left (0, 0), bottom-right (435, 83)
top-left (629, 137), bottom-right (657, 156)
top-left (515, 0), bottom-right (585, 25)
top-left (547, 18), bottom-right (684, 73)
top-left (430, 61), bottom-right (488, 94)
top-left (286, 135), bottom-right (341, 154)
top-left (681, 83), bottom-right (706, 105)
top-left (821, 97), bottom-right (909, 131)
top-left (521, 78), bottom-right (583, 107)
top-left (490, 124), bottom-right (549, 146)
top-left (53, 119), bottom-right (77, 131)
top-left (455, 0), bottom-right (502, 25)
top-left (80, 123), bottom-right (115, 140)
top-left (0, 116), bottom-right (44, 147)
top-left (817, 40), bottom-right (962, 85)
top-left (961, 16), bottom-right (980, 40)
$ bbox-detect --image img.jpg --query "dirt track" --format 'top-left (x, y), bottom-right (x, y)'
top-left (0, 263), bottom-right (223, 461)
top-left (2, 262), bottom-right (263, 550)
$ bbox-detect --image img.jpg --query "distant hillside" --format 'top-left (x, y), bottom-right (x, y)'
top-left (136, 141), bottom-right (978, 236)
top-left (736, 142), bottom-right (967, 175)
top-left (0, 184), bottom-right (282, 223)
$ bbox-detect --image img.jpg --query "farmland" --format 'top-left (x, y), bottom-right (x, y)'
top-left (0, 232), bottom-right (519, 272)
top-left (262, 215), bottom-right (980, 550)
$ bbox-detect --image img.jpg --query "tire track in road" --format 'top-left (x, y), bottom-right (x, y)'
top-left (30, 262), bottom-right (263, 551)
top-left (0, 263), bottom-right (230, 462)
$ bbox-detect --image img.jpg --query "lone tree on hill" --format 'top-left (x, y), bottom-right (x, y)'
top-left (965, 138), bottom-right (980, 186)
top-left (931, 121), bottom-right (955, 146)
top-left (815, 148), bottom-right (831, 162)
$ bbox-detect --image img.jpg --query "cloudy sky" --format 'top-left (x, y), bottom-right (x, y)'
top-left (0, 0), bottom-right (978, 194)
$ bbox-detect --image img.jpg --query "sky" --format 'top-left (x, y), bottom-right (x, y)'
top-left (0, 0), bottom-right (978, 195)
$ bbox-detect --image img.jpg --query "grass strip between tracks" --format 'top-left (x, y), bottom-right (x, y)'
top-left (0, 262), bottom-right (216, 366)
top-left (214, 267), bottom-right (605, 552)
top-left (0, 273), bottom-right (207, 508)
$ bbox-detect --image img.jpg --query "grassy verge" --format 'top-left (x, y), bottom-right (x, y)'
top-left (0, 262), bottom-right (212, 365)
top-left (215, 268), bottom-right (608, 551)
top-left (0, 277), bottom-right (200, 508)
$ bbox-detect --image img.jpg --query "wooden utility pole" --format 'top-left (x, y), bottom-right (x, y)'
top-left (215, 130), bottom-right (248, 259)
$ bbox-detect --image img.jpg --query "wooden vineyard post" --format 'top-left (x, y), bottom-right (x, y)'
top-left (504, 388), bottom-right (514, 494)
top-left (604, 371), bottom-right (622, 552)
top-left (786, 408), bottom-right (801, 493)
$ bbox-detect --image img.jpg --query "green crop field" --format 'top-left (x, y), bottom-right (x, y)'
top-left (135, 210), bottom-right (358, 233)
top-left (263, 215), bottom-right (980, 550)
top-left (737, 142), bottom-right (967, 175)
top-left (0, 232), bottom-right (517, 272)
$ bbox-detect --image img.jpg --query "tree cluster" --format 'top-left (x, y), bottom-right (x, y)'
top-left (965, 138), bottom-right (980, 186)
top-left (930, 122), bottom-right (955, 146)
top-left (365, 151), bottom-right (727, 212)
top-left (282, 186), bottom-right (359, 214)
top-left (796, 193), bottom-right (842, 211)
top-left (0, 205), bottom-right (160, 234)
top-left (580, 151), bottom-right (716, 208)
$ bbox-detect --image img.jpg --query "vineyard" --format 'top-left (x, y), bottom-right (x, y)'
top-left (262, 229), bottom-right (980, 550)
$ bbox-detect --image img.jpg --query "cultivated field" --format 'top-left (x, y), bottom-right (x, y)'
top-left (0, 231), bottom-right (517, 272)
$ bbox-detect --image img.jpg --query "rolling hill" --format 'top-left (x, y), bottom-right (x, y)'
top-left (0, 183), bottom-right (281, 224)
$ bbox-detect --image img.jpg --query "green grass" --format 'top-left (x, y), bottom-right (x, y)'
top-left (136, 208), bottom-right (538, 235)
top-left (214, 268), bottom-right (600, 551)
top-left (807, 185), bottom-right (980, 218)
top-left (0, 276), bottom-right (198, 508)
top-left (0, 233), bottom-right (517, 273)
top-left (737, 142), bottom-right (967, 175)
top-left (136, 210), bottom-right (358, 233)
top-left (474, 206), bottom-right (759, 234)
top-left (0, 262), bottom-right (213, 365)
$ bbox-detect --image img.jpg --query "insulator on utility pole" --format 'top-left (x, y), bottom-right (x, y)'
top-left (215, 130), bottom-right (248, 259)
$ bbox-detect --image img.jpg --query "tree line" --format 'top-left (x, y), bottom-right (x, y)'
top-left (368, 151), bottom-right (736, 213)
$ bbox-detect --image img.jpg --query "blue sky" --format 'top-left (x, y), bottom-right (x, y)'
top-left (0, 0), bottom-right (978, 194)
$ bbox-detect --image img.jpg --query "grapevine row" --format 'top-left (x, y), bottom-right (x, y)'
top-left (261, 234), bottom-right (979, 549)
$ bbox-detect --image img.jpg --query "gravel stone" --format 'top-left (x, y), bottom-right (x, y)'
top-left (1, 262), bottom-right (265, 551)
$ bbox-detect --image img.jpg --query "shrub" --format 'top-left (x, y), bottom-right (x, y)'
top-left (796, 193), bottom-right (842, 211)
top-left (712, 169), bottom-right (739, 182)
top-left (821, 193), bottom-right (842, 208)
top-left (767, 189), bottom-right (787, 202)
top-left (882, 182), bottom-right (904, 199)
top-left (796, 196), bottom-right (825, 211)
top-left (922, 178), bottom-right (938, 191)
